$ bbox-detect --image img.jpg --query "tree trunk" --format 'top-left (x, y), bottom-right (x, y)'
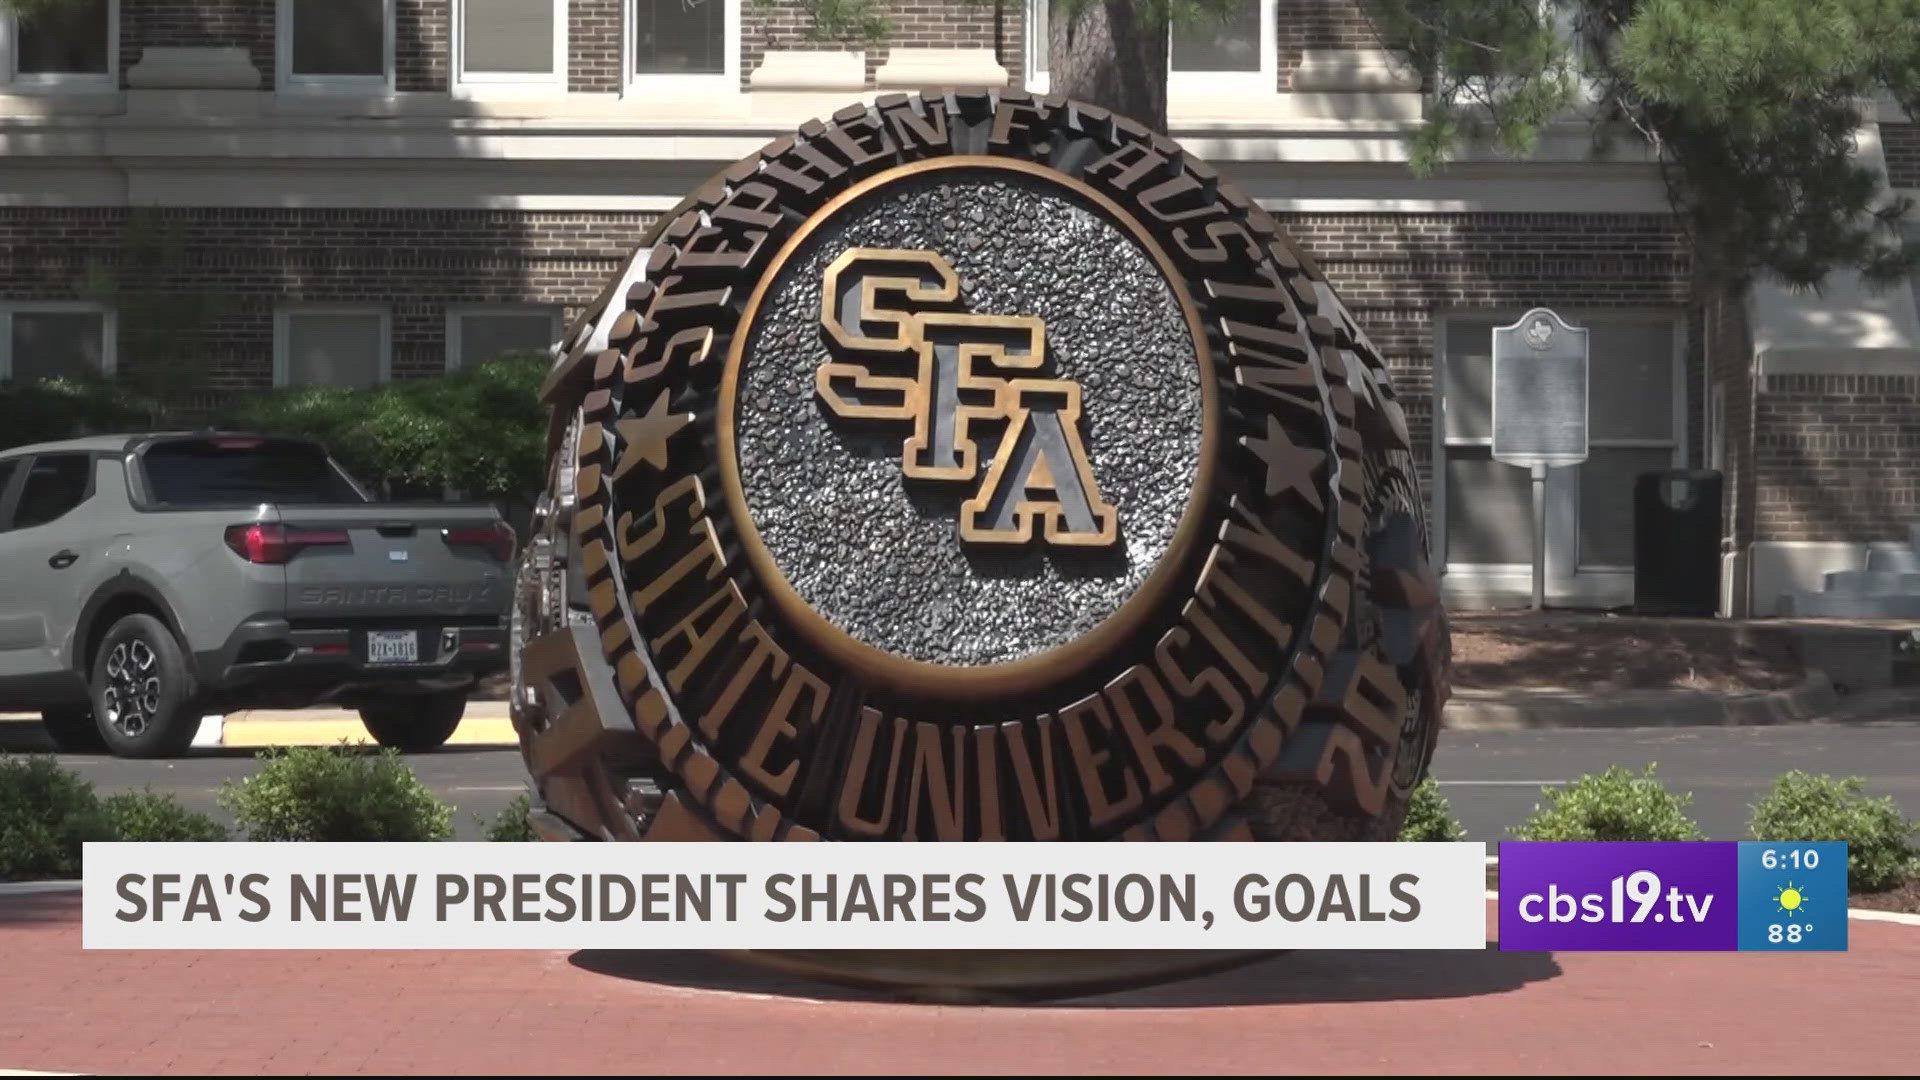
top-left (1050, 0), bottom-right (1170, 136)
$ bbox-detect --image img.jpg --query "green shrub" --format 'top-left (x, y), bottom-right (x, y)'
top-left (101, 790), bottom-right (229, 843)
top-left (0, 755), bottom-right (112, 880)
top-left (219, 746), bottom-right (454, 842)
top-left (0, 375), bottom-right (159, 452)
top-left (1511, 764), bottom-right (1703, 842)
top-left (482, 794), bottom-right (539, 842)
top-left (1399, 777), bottom-right (1468, 841)
top-left (1749, 771), bottom-right (1919, 893)
top-left (226, 351), bottom-right (548, 501)
top-left (2, 355), bottom-right (549, 503)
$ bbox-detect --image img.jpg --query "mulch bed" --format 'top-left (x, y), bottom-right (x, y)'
top-left (1850, 879), bottom-right (1920, 915)
top-left (1449, 612), bottom-right (1803, 692)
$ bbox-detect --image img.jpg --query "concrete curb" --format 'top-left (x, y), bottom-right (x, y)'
top-left (0, 880), bottom-right (81, 897)
top-left (1442, 671), bottom-right (1841, 730)
top-left (0, 704), bottom-right (516, 751)
top-left (208, 703), bottom-right (514, 749)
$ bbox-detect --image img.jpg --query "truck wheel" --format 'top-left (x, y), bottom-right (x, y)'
top-left (358, 689), bottom-right (466, 752)
top-left (90, 613), bottom-right (201, 759)
top-left (40, 706), bottom-right (105, 753)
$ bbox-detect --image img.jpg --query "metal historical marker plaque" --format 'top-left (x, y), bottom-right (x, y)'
top-left (1492, 308), bottom-right (1589, 467)
top-left (509, 93), bottom-right (1451, 990)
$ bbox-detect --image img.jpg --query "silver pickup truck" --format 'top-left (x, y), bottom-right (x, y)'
top-left (0, 432), bottom-right (512, 757)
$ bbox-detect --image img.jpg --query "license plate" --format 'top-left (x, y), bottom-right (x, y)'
top-left (366, 630), bottom-right (419, 664)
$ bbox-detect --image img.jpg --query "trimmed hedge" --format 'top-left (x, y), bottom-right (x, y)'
top-left (0, 375), bottom-right (159, 450)
top-left (1, 351), bottom-right (549, 503)
top-left (223, 352), bottom-right (548, 501)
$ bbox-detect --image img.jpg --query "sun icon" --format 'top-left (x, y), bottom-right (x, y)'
top-left (1775, 882), bottom-right (1809, 915)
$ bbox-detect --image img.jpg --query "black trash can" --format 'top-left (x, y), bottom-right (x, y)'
top-left (1633, 469), bottom-right (1722, 616)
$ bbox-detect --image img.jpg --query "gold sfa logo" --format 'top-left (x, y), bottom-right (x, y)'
top-left (815, 248), bottom-right (1119, 549)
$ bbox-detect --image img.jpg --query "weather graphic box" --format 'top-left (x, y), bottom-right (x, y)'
top-left (1735, 841), bottom-right (1848, 951)
top-left (1498, 841), bottom-right (1848, 952)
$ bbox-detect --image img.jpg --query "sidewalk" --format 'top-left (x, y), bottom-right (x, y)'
top-left (1441, 672), bottom-right (1845, 730)
top-left (205, 704), bottom-right (513, 749)
top-left (2, 888), bottom-right (1915, 1074)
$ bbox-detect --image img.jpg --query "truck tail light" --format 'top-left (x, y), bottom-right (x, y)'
top-left (442, 522), bottom-right (516, 562)
top-left (223, 523), bottom-right (349, 564)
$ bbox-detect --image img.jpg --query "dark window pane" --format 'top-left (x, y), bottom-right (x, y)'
top-left (286, 313), bottom-right (384, 387)
top-left (141, 438), bottom-right (367, 506)
top-left (1171, 0), bottom-right (1260, 72)
top-left (15, 0), bottom-right (109, 75)
top-left (1445, 447), bottom-right (1534, 565)
top-left (11, 311), bottom-right (105, 382)
top-left (1575, 447), bottom-right (1674, 568)
top-left (0, 459), bottom-right (20, 525)
top-left (634, 0), bottom-right (723, 75)
top-left (463, 0), bottom-right (555, 74)
top-left (459, 311), bottom-right (556, 368)
top-left (1442, 320), bottom-right (1499, 441)
top-left (14, 453), bottom-right (91, 528)
top-left (1589, 320), bottom-right (1677, 441)
top-left (292, 0), bottom-right (386, 77)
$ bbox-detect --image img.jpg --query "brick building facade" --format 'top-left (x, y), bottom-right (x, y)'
top-left (1, 0), bottom-right (1916, 615)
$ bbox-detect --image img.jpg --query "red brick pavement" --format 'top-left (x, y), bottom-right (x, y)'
top-left (2, 893), bottom-right (1915, 1075)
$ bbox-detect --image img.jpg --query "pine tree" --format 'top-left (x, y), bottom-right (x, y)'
top-left (1371, 0), bottom-right (1920, 290)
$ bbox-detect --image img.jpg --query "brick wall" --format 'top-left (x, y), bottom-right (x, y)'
top-left (0, 208), bottom-right (654, 392)
top-left (744, 0), bottom-right (1019, 90)
top-left (1752, 374), bottom-right (1920, 542)
top-left (1278, 0), bottom-right (1379, 90)
top-left (569, 0), bottom-right (623, 92)
top-left (395, 0), bottom-right (449, 92)
top-left (1885, 122), bottom-right (1920, 190)
top-left (0, 202), bottom-right (1697, 478)
top-left (118, 0), bottom-right (275, 87)
top-left (116, 1), bottom-right (449, 91)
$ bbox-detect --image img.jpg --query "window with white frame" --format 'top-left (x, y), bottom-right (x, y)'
top-left (1028, 0), bottom-right (1276, 95)
top-left (455, 0), bottom-right (565, 90)
top-left (629, 0), bottom-right (735, 84)
top-left (275, 306), bottom-right (390, 388)
top-left (278, 0), bottom-right (392, 90)
top-left (1, 0), bottom-right (115, 88)
top-left (0, 303), bottom-right (114, 382)
top-left (447, 306), bottom-right (560, 370)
